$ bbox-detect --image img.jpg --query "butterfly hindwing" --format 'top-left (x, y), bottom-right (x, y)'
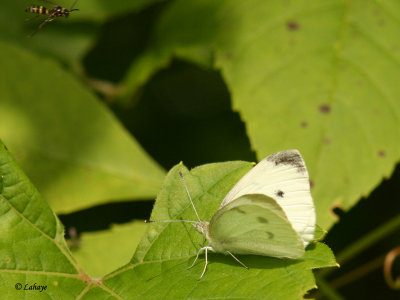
top-left (208, 194), bottom-right (305, 259)
top-left (219, 150), bottom-right (315, 246)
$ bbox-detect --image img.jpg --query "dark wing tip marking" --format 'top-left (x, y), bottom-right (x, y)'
top-left (267, 150), bottom-right (306, 173)
top-left (276, 190), bottom-right (284, 198)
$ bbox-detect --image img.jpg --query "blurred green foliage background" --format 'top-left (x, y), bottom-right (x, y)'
top-left (1, 0), bottom-right (400, 298)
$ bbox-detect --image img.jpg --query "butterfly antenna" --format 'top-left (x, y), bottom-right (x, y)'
top-left (179, 171), bottom-right (201, 221)
top-left (144, 219), bottom-right (196, 224)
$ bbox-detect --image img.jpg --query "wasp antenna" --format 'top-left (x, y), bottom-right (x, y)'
top-left (70, 0), bottom-right (80, 10)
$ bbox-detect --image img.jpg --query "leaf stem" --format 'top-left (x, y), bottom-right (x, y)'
top-left (320, 214), bottom-right (400, 279)
top-left (336, 214), bottom-right (400, 265)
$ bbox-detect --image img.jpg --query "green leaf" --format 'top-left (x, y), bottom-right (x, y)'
top-left (0, 142), bottom-right (336, 298)
top-left (77, 0), bottom-right (167, 21)
top-left (0, 141), bottom-right (87, 299)
top-left (104, 162), bottom-right (336, 299)
top-left (71, 221), bottom-right (147, 278)
top-left (121, 0), bottom-right (400, 229)
top-left (0, 41), bottom-right (165, 213)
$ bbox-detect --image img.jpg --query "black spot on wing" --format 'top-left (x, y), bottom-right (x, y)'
top-left (267, 150), bottom-right (306, 173)
top-left (276, 190), bottom-right (284, 198)
top-left (257, 217), bottom-right (268, 223)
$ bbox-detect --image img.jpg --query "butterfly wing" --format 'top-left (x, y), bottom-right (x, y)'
top-left (220, 150), bottom-right (315, 246)
top-left (208, 194), bottom-right (304, 258)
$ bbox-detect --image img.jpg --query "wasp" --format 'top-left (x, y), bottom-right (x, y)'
top-left (25, 0), bottom-right (79, 37)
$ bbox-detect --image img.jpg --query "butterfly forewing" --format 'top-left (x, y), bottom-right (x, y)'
top-left (208, 194), bottom-right (305, 258)
top-left (219, 150), bottom-right (315, 246)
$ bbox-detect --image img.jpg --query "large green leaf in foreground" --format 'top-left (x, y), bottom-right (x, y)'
top-left (121, 0), bottom-right (400, 229)
top-left (0, 142), bottom-right (87, 299)
top-left (0, 41), bottom-right (165, 213)
top-left (0, 141), bottom-right (336, 299)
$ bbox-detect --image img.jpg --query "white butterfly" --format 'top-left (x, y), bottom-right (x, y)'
top-left (147, 150), bottom-right (316, 279)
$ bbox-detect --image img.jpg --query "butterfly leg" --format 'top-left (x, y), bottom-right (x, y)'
top-left (199, 246), bottom-right (213, 280)
top-left (187, 247), bottom-right (204, 270)
top-left (226, 251), bottom-right (249, 269)
top-left (187, 246), bottom-right (214, 279)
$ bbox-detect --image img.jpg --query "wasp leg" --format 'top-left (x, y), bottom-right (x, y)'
top-left (27, 17), bottom-right (55, 38)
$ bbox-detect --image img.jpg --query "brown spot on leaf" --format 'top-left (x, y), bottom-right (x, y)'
top-left (378, 150), bottom-right (386, 157)
top-left (373, 9), bottom-right (381, 16)
top-left (309, 180), bottom-right (314, 189)
top-left (323, 138), bottom-right (331, 145)
top-left (287, 21), bottom-right (299, 31)
top-left (319, 104), bottom-right (331, 114)
top-left (301, 121), bottom-right (308, 128)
